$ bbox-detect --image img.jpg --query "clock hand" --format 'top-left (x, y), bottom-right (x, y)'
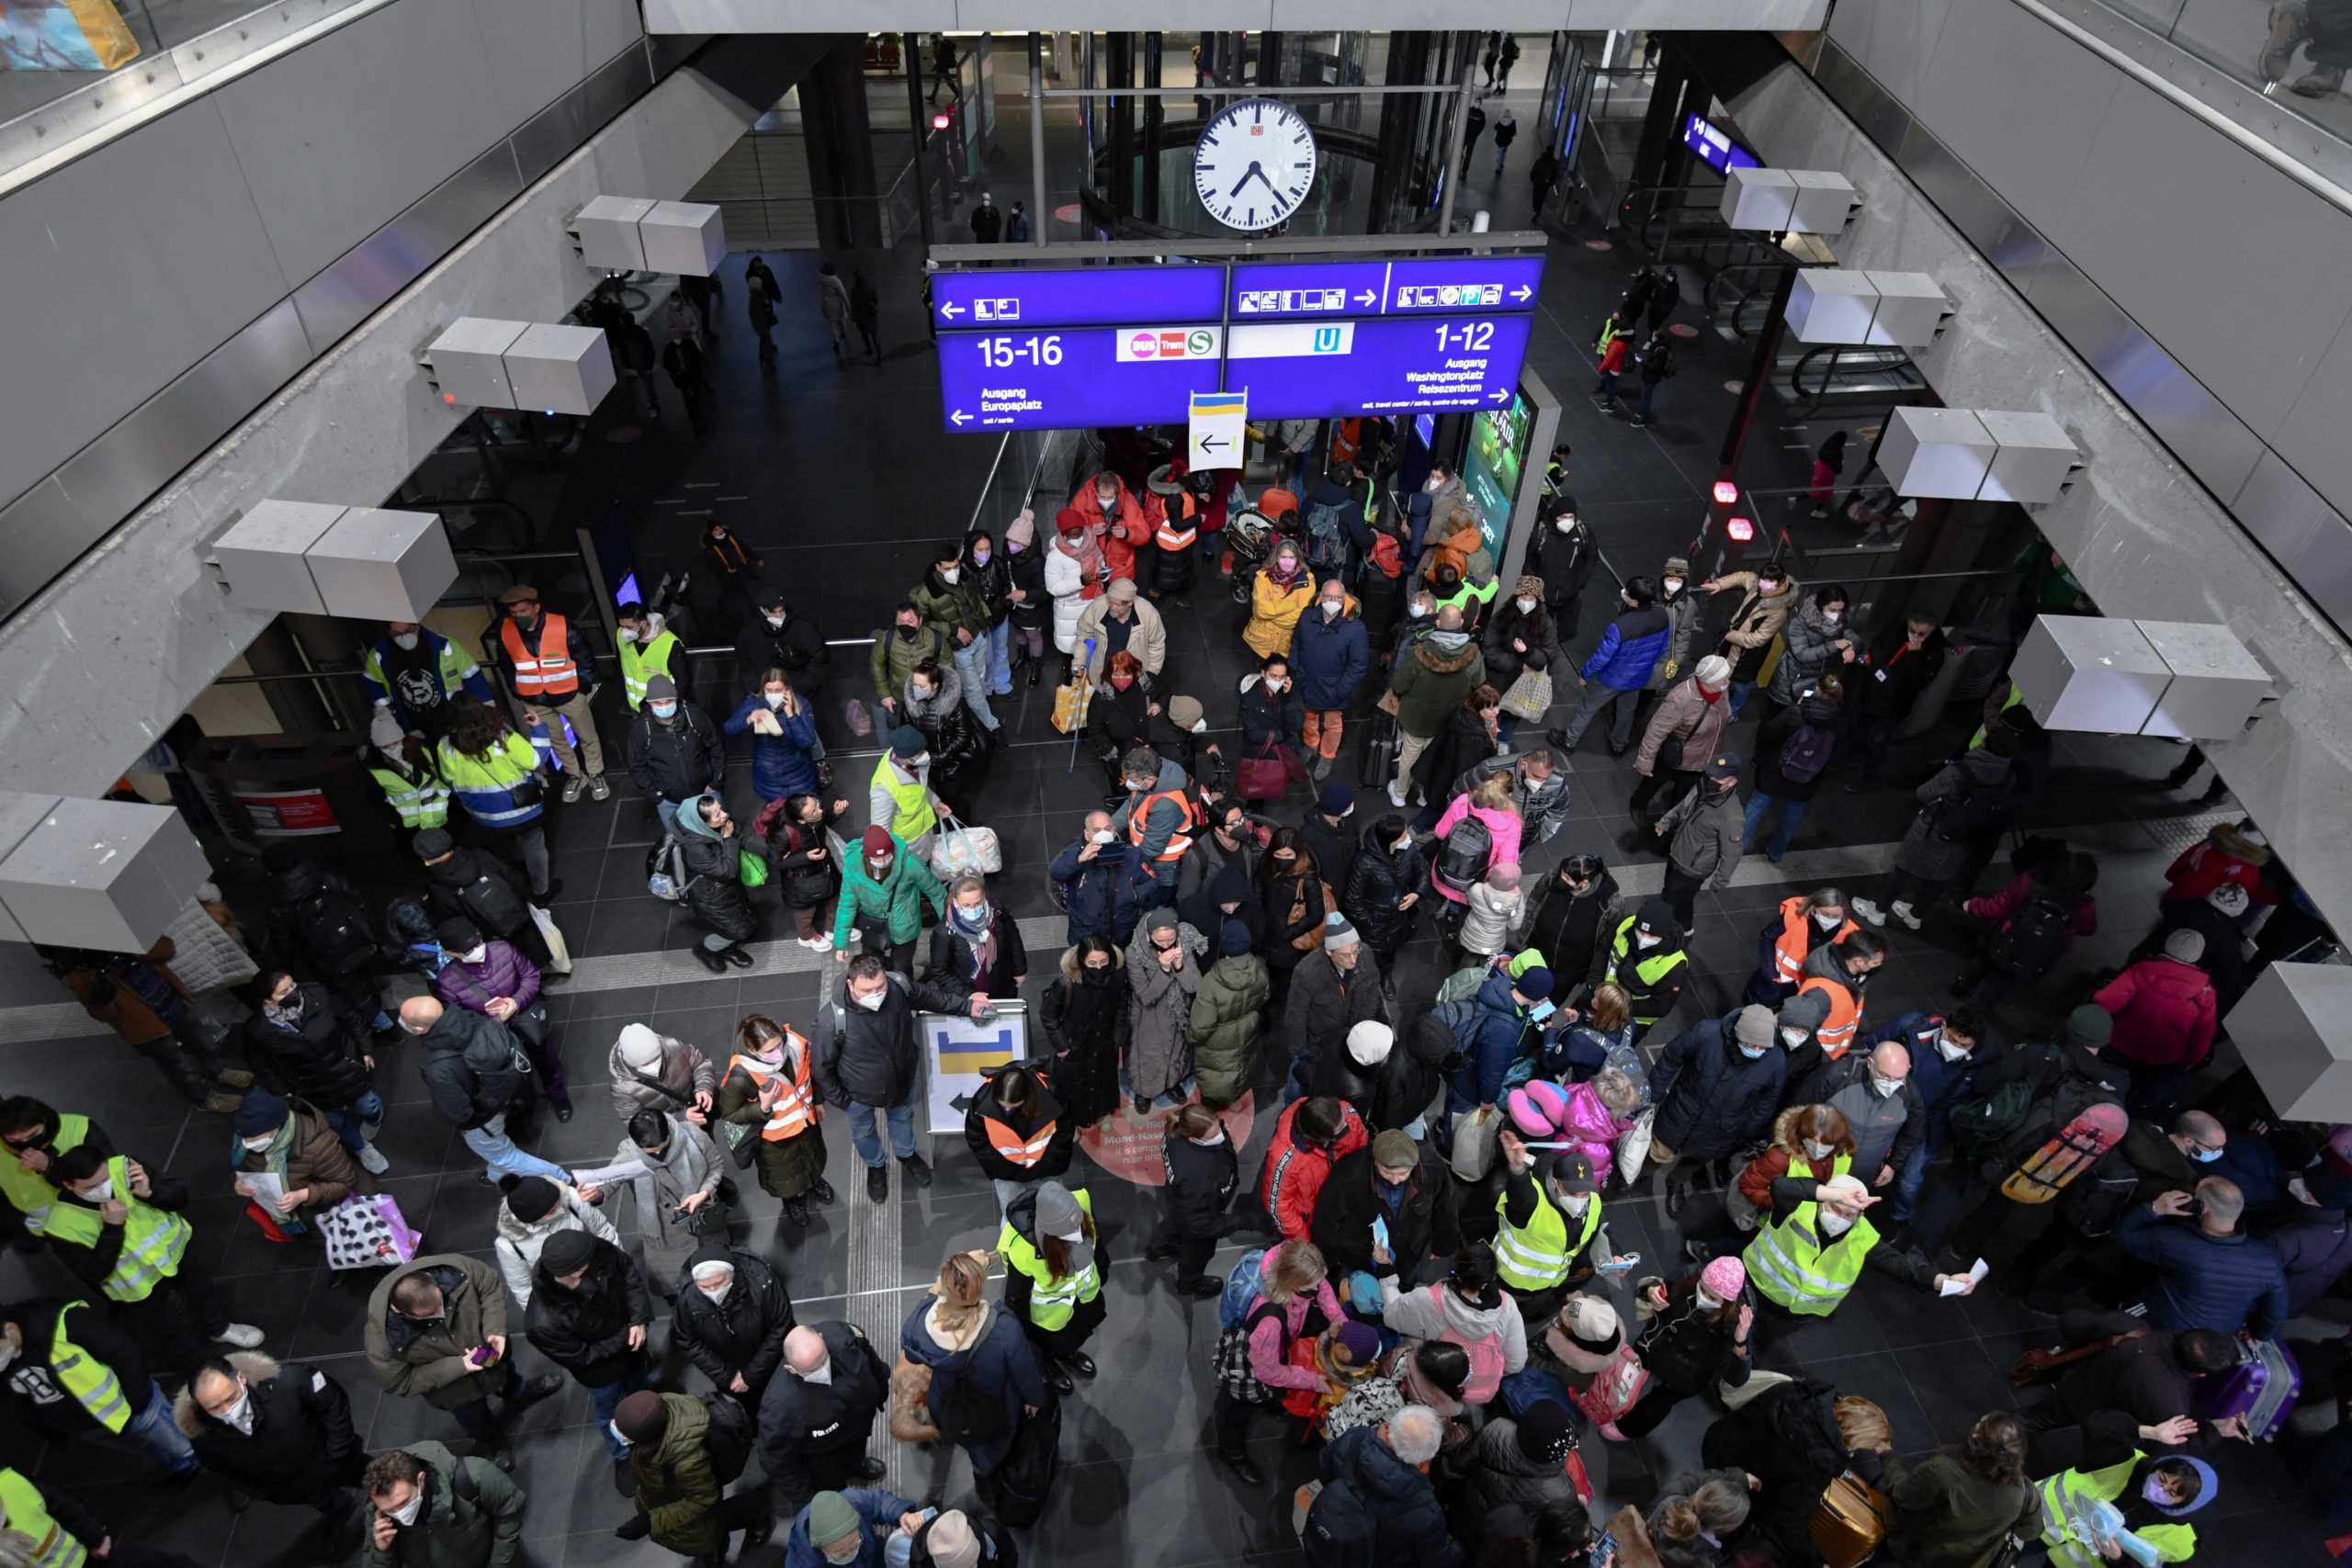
top-left (1227, 161), bottom-right (1265, 199)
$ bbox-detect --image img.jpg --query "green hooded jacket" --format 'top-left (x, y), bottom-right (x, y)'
top-left (833, 832), bottom-right (947, 947)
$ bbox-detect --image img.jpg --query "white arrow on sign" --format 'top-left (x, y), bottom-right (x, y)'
top-left (1511, 285), bottom-right (1533, 302)
top-left (950, 409), bottom-right (972, 425)
top-left (1488, 389), bottom-right (1511, 403)
top-left (940, 302), bottom-right (964, 318)
top-left (1353, 289), bottom-right (1377, 307)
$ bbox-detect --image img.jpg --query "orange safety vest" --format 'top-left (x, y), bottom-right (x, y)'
top-left (1155, 492), bottom-right (1199, 551)
top-left (1128, 786), bottom-right (1201, 863)
top-left (499, 613), bottom-right (580, 699)
top-left (1773, 897), bottom-right (1859, 987)
top-left (727, 1041), bottom-right (817, 1140)
top-left (979, 1089), bottom-right (1060, 1168)
top-left (1798, 972), bottom-right (1862, 1057)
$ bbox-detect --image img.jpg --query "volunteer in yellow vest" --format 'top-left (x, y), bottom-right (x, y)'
top-left (963, 1064), bottom-right (1074, 1216)
top-left (364, 709), bottom-right (452, 834)
top-left (998, 1179), bottom-right (1107, 1395)
top-left (2034, 1410), bottom-right (2213, 1566)
top-left (716, 1015), bottom-right (832, 1229)
top-left (1743, 1173), bottom-right (1972, 1340)
top-left (361, 620), bottom-right (491, 736)
top-left (615, 601), bottom-right (684, 713)
top-left (1492, 1135), bottom-right (1628, 1327)
top-left (1595, 898), bottom-right (1692, 1041)
top-left (1793, 930), bottom-right (1888, 1062)
top-left (436, 702), bottom-right (559, 904)
top-left (0, 1099), bottom-right (109, 1239)
top-left (492, 581), bottom-right (610, 803)
top-left (0, 1465), bottom-right (186, 1568)
top-left (47, 1145), bottom-right (263, 1374)
top-left (868, 726), bottom-right (944, 859)
top-left (0, 1298), bottom-right (198, 1475)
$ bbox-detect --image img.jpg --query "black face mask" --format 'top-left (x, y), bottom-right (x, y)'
top-left (1081, 967), bottom-right (1111, 986)
top-left (896, 624), bottom-right (920, 640)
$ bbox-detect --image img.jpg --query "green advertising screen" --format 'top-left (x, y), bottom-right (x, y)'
top-left (1464, 390), bottom-right (1532, 559)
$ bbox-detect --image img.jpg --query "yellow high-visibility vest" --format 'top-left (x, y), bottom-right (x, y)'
top-left (0, 1467), bottom-right (89, 1567)
top-left (997, 1189), bottom-right (1101, 1332)
top-left (1493, 1182), bottom-right (1601, 1292)
top-left (48, 1302), bottom-right (131, 1433)
top-left (0, 1115), bottom-right (87, 1234)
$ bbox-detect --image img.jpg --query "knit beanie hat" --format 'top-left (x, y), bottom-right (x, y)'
top-left (2165, 928), bottom-right (2206, 964)
top-left (1701, 1256), bottom-right (1748, 1300)
top-left (1695, 653), bottom-right (1734, 689)
top-left (435, 916), bottom-right (482, 952)
top-left (1322, 914), bottom-right (1361, 952)
top-left (806, 1492), bottom-right (861, 1548)
top-left (890, 725), bottom-right (927, 759)
top-left (1734, 1004), bottom-right (1776, 1047)
top-left (1317, 782), bottom-right (1355, 817)
top-left (1168, 694), bottom-right (1204, 730)
top-left (1003, 509), bottom-right (1036, 550)
top-left (1347, 1021), bottom-right (1395, 1067)
top-left (503, 1176), bottom-right (560, 1224)
top-left (1371, 1129), bottom-right (1418, 1170)
top-left (616, 1023), bottom-right (665, 1069)
top-left (411, 828), bottom-right (454, 860)
top-left (1220, 918), bottom-right (1253, 958)
top-left (2065, 1003), bottom-right (2115, 1048)
top-left (862, 825), bottom-right (897, 861)
top-left (541, 1229), bottom-right (597, 1277)
top-left (642, 673), bottom-right (677, 704)
top-left (1033, 1182), bottom-right (1084, 1240)
top-left (234, 1089), bottom-right (288, 1137)
top-left (1514, 964), bottom-right (1555, 1002)
top-left (368, 707), bottom-right (406, 750)
top-left (922, 1512), bottom-right (981, 1568)
top-left (613, 1390), bottom-right (669, 1445)
top-left (1515, 1399), bottom-right (1576, 1464)
top-left (1777, 990), bottom-right (1831, 1036)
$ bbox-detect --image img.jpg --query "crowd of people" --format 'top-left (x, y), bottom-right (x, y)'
top-left (9, 404), bottom-right (2346, 1568)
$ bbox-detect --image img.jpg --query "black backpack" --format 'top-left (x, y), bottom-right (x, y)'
top-left (297, 886), bottom-right (376, 971)
top-left (700, 1392), bottom-right (752, 1483)
top-left (1987, 894), bottom-right (2072, 977)
top-left (928, 1358), bottom-right (1004, 1446)
top-left (1301, 1473), bottom-right (1382, 1568)
top-left (1776, 721), bottom-right (1837, 785)
top-left (1434, 814), bottom-right (1493, 893)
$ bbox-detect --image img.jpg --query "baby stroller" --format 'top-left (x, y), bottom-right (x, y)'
top-left (1225, 506), bottom-right (1279, 604)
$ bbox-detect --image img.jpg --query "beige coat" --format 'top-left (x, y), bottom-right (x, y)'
top-left (1634, 677), bottom-right (1732, 777)
top-left (1713, 570), bottom-right (1798, 656)
top-left (1071, 594), bottom-right (1169, 678)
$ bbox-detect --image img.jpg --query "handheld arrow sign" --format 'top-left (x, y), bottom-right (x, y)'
top-left (1188, 389), bottom-right (1248, 469)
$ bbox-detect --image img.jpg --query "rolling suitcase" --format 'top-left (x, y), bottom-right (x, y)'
top-left (2193, 1335), bottom-right (2301, 1440)
top-left (1360, 714), bottom-right (1398, 789)
top-left (1810, 1471), bottom-right (1888, 1568)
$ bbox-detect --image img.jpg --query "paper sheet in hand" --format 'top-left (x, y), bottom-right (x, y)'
top-left (243, 1172), bottom-right (285, 1208)
top-left (569, 1160), bottom-right (647, 1189)
top-left (1939, 1256), bottom-right (1990, 1297)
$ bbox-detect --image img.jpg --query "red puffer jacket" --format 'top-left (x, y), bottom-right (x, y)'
top-left (1258, 1097), bottom-right (1369, 1241)
top-left (2092, 957), bottom-right (2218, 1070)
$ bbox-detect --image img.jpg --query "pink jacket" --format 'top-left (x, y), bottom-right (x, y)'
top-left (2093, 957), bottom-right (2218, 1070)
top-left (1429, 799), bottom-right (1524, 907)
top-left (1244, 1280), bottom-right (1347, 1391)
top-left (1558, 1080), bottom-right (1636, 1186)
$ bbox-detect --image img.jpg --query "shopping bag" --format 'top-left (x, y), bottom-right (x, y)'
top-left (1615, 1109), bottom-right (1657, 1187)
top-left (930, 813), bottom-right (1002, 881)
top-left (1450, 1107), bottom-right (1499, 1182)
top-left (320, 1193), bottom-right (424, 1271)
top-left (1051, 676), bottom-right (1093, 735)
top-left (528, 905), bottom-right (572, 975)
top-left (738, 850), bottom-right (770, 888)
top-left (58, 0), bottom-right (141, 69)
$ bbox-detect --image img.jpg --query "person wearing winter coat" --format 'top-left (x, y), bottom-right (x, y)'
top-left (611, 1388), bottom-right (770, 1562)
top-left (724, 671), bottom-right (821, 803)
top-left (367, 1253), bottom-right (562, 1462)
top-left (908, 544), bottom-right (1003, 736)
top-left (1848, 614), bottom-right (1948, 783)
top-left (244, 971), bottom-right (387, 1171)
top-left (737, 589), bottom-right (832, 714)
top-left (415, 830), bottom-right (552, 968)
top-left (1461, 863), bottom-right (1527, 962)
top-left (1744, 676), bottom-right (1845, 863)
top-left (1290, 581), bottom-right (1370, 779)
top-left (752, 793), bottom-right (850, 952)
top-left (1042, 938), bottom-right (1128, 1127)
top-left (1244, 542), bottom-right (1317, 660)
top-left (931, 874), bottom-right (1027, 1005)
top-left (1044, 511), bottom-right (1104, 663)
top-left (1655, 755), bottom-right (1745, 931)
top-left (525, 1229), bottom-right (654, 1484)
top-left (1344, 817), bottom-right (1427, 976)
top-left (1649, 1005), bottom-right (1789, 1215)
top-left (1237, 654), bottom-right (1306, 774)
top-left (1385, 604), bottom-right (1487, 799)
top-left (613, 1108), bottom-right (726, 1292)
top-left (1523, 855), bottom-right (1620, 987)
top-left (996, 1179), bottom-right (1109, 1393)
top-left (1444, 964), bottom-right (1553, 1117)
top-left (1853, 731), bottom-right (2022, 932)
top-left (627, 674), bottom-right (725, 817)
top-left (2117, 1179), bottom-right (2290, 1338)
top-left (230, 1088), bottom-right (367, 1225)
top-left (819, 960), bottom-right (974, 1203)
top-left (1125, 908), bottom-right (1206, 1111)
top-left (759, 1318), bottom-right (889, 1516)
top-left (1532, 500), bottom-right (1599, 636)
top-left (2094, 931), bottom-right (2221, 1113)
top-left (1189, 920), bottom-right (1270, 1109)
top-left (609, 1024), bottom-right (718, 1128)
top-left (1306, 1018), bottom-right (1400, 1122)
top-left (958, 526), bottom-right (1018, 698)
top-left (1461, 1401), bottom-right (1582, 1528)
top-left (870, 604), bottom-right (953, 729)
top-left (358, 1441), bottom-right (526, 1568)
top-left (1074, 468), bottom-right (1150, 575)
top-left (902, 661), bottom-right (991, 818)
top-left (1702, 1380), bottom-right (1886, 1563)
top-left (1430, 770), bottom-right (1524, 908)
top-left (1799, 1040), bottom-right (1927, 1190)
top-left (1283, 915), bottom-right (1389, 1078)
top-left (1070, 577), bottom-right (1168, 684)
top-left (998, 510), bottom-right (1051, 685)
top-left (1698, 565), bottom-right (1799, 716)
top-left (1213, 1240), bottom-right (1349, 1484)
top-left (2163, 818), bottom-right (2278, 907)
top-left (1510, 1070), bottom-right (1644, 1186)
top-left (1148, 1105), bottom-right (1240, 1301)
top-left (1623, 1258), bottom-right (1756, 1441)
top-left (1380, 1239), bottom-right (1527, 1404)
top-left (1482, 574), bottom-right (1563, 695)
top-left (1630, 655), bottom-right (1735, 830)
top-left (894, 1251), bottom-right (1051, 1487)
top-left (1554, 577), bottom-right (1671, 755)
top-left (428, 917), bottom-right (567, 1122)
top-left (673, 1241), bottom-right (794, 1407)
top-left (1046, 813), bottom-right (1132, 945)
top-left (1764, 584), bottom-right (1857, 714)
top-left (2263, 1185), bottom-right (2352, 1313)
top-left (831, 827), bottom-right (947, 975)
top-left (177, 1350), bottom-right (364, 1514)
top-left (400, 997), bottom-right (569, 1186)
top-left (492, 1175), bottom-right (618, 1311)
top-left (1315, 1408), bottom-right (1465, 1568)
top-left (1258, 836), bottom-right (1335, 995)
top-left (1883, 1412), bottom-right (2043, 1568)
top-left (260, 844), bottom-right (390, 1028)
top-left (1645, 559), bottom-right (1706, 690)
top-left (673, 793), bottom-right (760, 973)
top-left (962, 1063), bottom-right (1074, 1215)
top-left (1311, 1127), bottom-right (1461, 1282)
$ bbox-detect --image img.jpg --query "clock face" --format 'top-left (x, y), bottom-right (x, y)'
top-left (1193, 97), bottom-right (1317, 233)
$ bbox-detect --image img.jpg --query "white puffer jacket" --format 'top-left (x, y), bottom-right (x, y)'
top-left (492, 1182), bottom-right (618, 1309)
top-left (1045, 543), bottom-right (1091, 653)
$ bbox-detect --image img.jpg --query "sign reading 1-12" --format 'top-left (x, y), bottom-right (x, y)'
top-left (1432, 321), bottom-right (1498, 353)
top-left (976, 333), bottom-right (1064, 368)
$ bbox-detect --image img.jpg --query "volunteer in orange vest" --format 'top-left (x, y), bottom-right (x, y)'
top-left (1747, 886), bottom-right (1857, 1008)
top-left (492, 583), bottom-right (610, 804)
top-left (716, 1015), bottom-right (831, 1229)
top-left (1795, 929), bottom-right (1889, 1063)
top-left (1111, 744), bottom-right (1201, 890)
top-left (963, 1063), bottom-right (1074, 1218)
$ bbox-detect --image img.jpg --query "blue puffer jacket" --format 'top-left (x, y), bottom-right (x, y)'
top-left (1578, 604), bottom-right (1672, 692)
top-left (1864, 1010), bottom-right (2001, 1155)
top-left (2116, 1205), bottom-right (2290, 1339)
top-left (1446, 968), bottom-right (1533, 1111)
top-left (721, 694), bottom-right (820, 801)
top-left (1291, 599), bottom-right (1371, 709)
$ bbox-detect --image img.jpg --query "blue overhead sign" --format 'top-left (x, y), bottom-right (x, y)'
top-left (929, 254), bottom-right (1544, 431)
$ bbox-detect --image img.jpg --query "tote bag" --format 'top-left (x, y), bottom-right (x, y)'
top-left (321, 1193), bottom-right (424, 1271)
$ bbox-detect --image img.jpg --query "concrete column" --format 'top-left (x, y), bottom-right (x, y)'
top-left (802, 37), bottom-right (883, 252)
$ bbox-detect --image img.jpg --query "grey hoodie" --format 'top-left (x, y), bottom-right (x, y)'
top-left (1661, 780), bottom-right (1746, 887)
top-left (1380, 1280), bottom-right (1530, 1381)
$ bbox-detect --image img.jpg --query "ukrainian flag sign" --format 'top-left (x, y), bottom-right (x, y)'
top-left (921, 1003), bottom-right (1029, 1136)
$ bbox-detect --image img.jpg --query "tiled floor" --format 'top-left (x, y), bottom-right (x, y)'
top-left (2, 62), bottom-right (2340, 1568)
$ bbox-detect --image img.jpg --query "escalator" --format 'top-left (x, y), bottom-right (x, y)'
top-left (1778, 344), bottom-right (1929, 417)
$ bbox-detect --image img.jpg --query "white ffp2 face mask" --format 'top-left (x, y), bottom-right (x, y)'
top-left (854, 990), bottom-right (885, 1012)
top-left (385, 1487), bottom-right (425, 1527)
top-left (1781, 1028), bottom-right (1807, 1048)
top-left (391, 632), bottom-right (421, 651)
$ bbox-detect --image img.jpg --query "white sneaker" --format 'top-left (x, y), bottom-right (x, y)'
top-left (800, 934), bottom-right (834, 953)
top-left (1386, 781), bottom-right (1408, 808)
top-left (1849, 897), bottom-right (1887, 927)
top-left (356, 1143), bottom-right (390, 1175)
top-left (214, 1323), bottom-right (265, 1349)
top-left (1890, 900), bottom-right (1923, 931)
top-left (587, 774), bottom-right (612, 802)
